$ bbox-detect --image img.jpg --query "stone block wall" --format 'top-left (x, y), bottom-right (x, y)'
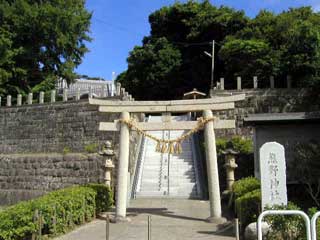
top-left (0, 153), bottom-right (105, 205)
top-left (0, 100), bottom-right (119, 154)
top-left (0, 99), bottom-right (141, 205)
top-left (214, 88), bottom-right (319, 138)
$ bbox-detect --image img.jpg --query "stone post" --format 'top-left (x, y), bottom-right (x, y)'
top-left (39, 91), bottom-right (44, 104)
top-left (51, 90), bottom-right (56, 103)
top-left (63, 89), bottom-right (68, 102)
top-left (17, 94), bottom-right (22, 106)
top-left (101, 85), bottom-right (106, 98)
top-left (6, 95), bottom-right (11, 107)
top-left (220, 78), bottom-right (225, 90)
top-left (222, 149), bottom-right (238, 194)
top-left (253, 76), bottom-right (258, 89)
top-left (116, 82), bottom-right (121, 96)
top-left (116, 111), bottom-right (130, 221)
top-left (287, 75), bottom-right (292, 89)
top-left (270, 76), bottom-right (275, 89)
top-left (203, 110), bottom-right (225, 223)
top-left (0, 96), bottom-right (2, 107)
top-left (237, 76), bottom-right (241, 90)
top-left (120, 88), bottom-right (126, 98)
top-left (89, 86), bottom-right (93, 98)
top-left (76, 88), bottom-right (80, 101)
top-left (27, 93), bottom-right (33, 105)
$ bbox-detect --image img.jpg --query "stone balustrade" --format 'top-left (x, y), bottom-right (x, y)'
top-left (0, 82), bottom-right (133, 107)
top-left (215, 75), bottom-right (295, 91)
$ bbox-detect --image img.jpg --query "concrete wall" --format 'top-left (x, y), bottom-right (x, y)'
top-left (253, 123), bottom-right (320, 181)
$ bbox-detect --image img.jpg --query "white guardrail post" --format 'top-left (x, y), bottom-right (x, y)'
top-left (257, 210), bottom-right (311, 240)
top-left (311, 211), bottom-right (320, 240)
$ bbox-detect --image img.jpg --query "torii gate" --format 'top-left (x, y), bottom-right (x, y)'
top-left (90, 94), bottom-right (245, 223)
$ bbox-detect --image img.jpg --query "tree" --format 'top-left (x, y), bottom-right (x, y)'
top-left (0, 0), bottom-right (91, 96)
top-left (118, 2), bottom-right (320, 99)
top-left (292, 141), bottom-right (320, 207)
top-left (117, 37), bottom-right (181, 100)
top-left (219, 38), bottom-right (280, 87)
top-left (118, 1), bottom-right (248, 99)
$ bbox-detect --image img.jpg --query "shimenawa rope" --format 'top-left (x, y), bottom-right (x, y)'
top-left (118, 117), bottom-right (215, 154)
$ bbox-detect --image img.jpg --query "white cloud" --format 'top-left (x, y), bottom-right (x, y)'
top-left (314, 5), bottom-right (320, 12)
top-left (312, 1), bottom-right (320, 12)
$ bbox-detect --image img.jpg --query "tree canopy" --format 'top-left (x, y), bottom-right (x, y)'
top-left (117, 1), bottom-right (320, 100)
top-left (0, 0), bottom-right (91, 96)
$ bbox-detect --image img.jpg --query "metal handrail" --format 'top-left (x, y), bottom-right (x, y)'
top-left (311, 211), bottom-right (320, 240)
top-left (257, 210), bottom-right (311, 240)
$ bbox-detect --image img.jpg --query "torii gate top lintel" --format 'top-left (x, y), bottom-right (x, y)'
top-left (89, 94), bottom-right (245, 113)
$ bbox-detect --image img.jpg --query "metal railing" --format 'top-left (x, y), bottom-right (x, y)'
top-left (311, 211), bottom-right (320, 240)
top-left (257, 210), bottom-right (311, 240)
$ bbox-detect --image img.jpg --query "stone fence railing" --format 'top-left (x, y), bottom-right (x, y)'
top-left (214, 75), bottom-right (294, 91)
top-left (0, 82), bottom-right (133, 107)
top-left (56, 79), bottom-right (115, 98)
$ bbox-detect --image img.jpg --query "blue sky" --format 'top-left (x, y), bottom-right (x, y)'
top-left (75, 0), bottom-right (320, 80)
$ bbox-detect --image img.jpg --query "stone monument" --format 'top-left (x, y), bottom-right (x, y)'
top-left (260, 142), bottom-right (287, 209)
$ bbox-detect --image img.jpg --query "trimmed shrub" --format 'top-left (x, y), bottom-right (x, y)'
top-left (232, 176), bottom-right (260, 199)
top-left (0, 185), bottom-right (113, 240)
top-left (235, 189), bottom-right (261, 229)
top-left (86, 184), bottom-right (114, 213)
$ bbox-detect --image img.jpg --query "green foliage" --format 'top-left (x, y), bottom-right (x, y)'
top-left (216, 136), bottom-right (253, 155)
top-left (0, 185), bottom-right (113, 240)
top-left (86, 184), bottom-right (114, 214)
top-left (308, 207), bottom-right (320, 239)
top-left (84, 143), bottom-right (99, 153)
top-left (62, 147), bottom-right (71, 155)
top-left (0, 0), bottom-right (91, 96)
top-left (118, 1), bottom-right (248, 99)
top-left (265, 203), bottom-right (306, 240)
top-left (235, 189), bottom-right (261, 229)
top-left (292, 140), bottom-right (320, 207)
top-left (117, 37), bottom-right (182, 100)
top-left (232, 176), bottom-right (260, 199)
top-left (232, 177), bottom-right (261, 229)
top-left (119, 2), bottom-right (320, 99)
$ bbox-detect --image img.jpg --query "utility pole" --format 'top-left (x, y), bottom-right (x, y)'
top-left (204, 40), bottom-right (215, 97)
top-left (210, 40), bottom-right (215, 96)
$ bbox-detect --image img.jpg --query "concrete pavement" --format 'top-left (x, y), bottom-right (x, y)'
top-left (54, 199), bottom-right (235, 240)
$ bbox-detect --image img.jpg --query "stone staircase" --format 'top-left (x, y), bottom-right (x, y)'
top-left (135, 115), bottom-right (202, 199)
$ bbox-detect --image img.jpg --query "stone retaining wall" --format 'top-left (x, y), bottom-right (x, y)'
top-left (0, 153), bottom-right (105, 205)
top-left (214, 88), bottom-right (319, 138)
top-left (0, 100), bottom-right (119, 154)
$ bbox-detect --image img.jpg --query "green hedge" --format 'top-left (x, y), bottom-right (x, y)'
top-left (0, 184), bottom-right (113, 240)
top-left (235, 189), bottom-right (261, 229)
top-left (232, 177), bottom-right (261, 230)
top-left (232, 176), bottom-right (260, 199)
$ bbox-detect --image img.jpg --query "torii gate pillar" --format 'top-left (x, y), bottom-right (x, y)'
top-left (115, 111), bottom-right (130, 221)
top-left (203, 110), bottom-right (226, 223)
